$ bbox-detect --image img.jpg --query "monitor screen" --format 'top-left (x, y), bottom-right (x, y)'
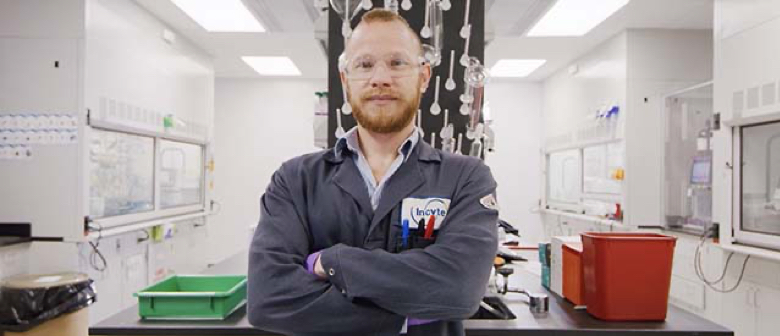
top-left (691, 156), bottom-right (711, 184)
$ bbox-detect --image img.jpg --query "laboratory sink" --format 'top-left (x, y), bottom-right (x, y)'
top-left (469, 297), bottom-right (516, 320)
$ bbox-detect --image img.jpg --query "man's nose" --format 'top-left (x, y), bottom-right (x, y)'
top-left (368, 63), bottom-right (393, 87)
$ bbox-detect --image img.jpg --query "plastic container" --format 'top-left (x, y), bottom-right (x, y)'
top-left (562, 243), bottom-right (585, 306)
top-left (581, 232), bottom-right (677, 321)
top-left (134, 275), bottom-right (247, 320)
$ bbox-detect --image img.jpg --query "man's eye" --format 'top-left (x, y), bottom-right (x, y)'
top-left (355, 60), bottom-right (374, 70)
top-left (390, 59), bottom-right (409, 67)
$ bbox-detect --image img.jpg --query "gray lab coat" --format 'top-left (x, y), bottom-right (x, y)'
top-left (248, 140), bottom-right (499, 336)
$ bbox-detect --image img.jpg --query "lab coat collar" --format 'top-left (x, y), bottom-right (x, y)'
top-left (323, 131), bottom-right (441, 164)
top-left (331, 153), bottom-right (374, 213)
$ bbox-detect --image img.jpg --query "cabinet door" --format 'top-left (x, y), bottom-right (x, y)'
top-left (756, 285), bottom-right (780, 336)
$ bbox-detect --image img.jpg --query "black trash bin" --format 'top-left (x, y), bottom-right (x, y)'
top-left (0, 273), bottom-right (96, 336)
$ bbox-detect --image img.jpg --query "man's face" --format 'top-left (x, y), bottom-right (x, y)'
top-left (341, 21), bottom-right (431, 134)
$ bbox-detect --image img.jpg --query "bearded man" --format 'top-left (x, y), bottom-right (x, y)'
top-left (248, 8), bottom-right (499, 336)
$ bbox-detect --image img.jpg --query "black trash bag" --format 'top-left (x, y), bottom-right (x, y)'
top-left (0, 278), bottom-right (97, 332)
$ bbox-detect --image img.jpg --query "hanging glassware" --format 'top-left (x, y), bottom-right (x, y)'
top-left (445, 50), bottom-right (456, 91)
top-left (429, 0), bottom-right (444, 57)
top-left (460, 25), bottom-right (472, 66)
top-left (463, 57), bottom-right (490, 135)
top-left (430, 76), bottom-right (442, 115)
top-left (421, 0), bottom-right (432, 38)
top-left (460, 0), bottom-right (471, 38)
top-left (421, 44), bottom-right (441, 68)
top-left (331, 0), bottom-right (363, 38)
top-left (384, 0), bottom-right (400, 12)
top-left (341, 88), bottom-right (352, 115)
top-left (335, 108), bottom-right (346, 138)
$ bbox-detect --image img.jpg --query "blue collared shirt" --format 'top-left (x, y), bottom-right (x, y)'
top-left (334, 126), bottom-right (419, 210)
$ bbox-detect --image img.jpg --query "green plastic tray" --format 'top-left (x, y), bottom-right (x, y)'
top-left (134, 275), bottom-right (247, 320)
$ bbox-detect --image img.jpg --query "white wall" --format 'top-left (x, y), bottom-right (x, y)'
top-left (542, 32), bottom-right (627, 147)
top-left (208, 78), bottom-right (324, 264)
top-left (485, 82), bottom-right (544, 244)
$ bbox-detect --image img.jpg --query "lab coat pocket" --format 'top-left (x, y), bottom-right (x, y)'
top-left (396, 234), bottom-right (437, 252)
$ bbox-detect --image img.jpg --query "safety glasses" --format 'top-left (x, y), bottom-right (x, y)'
top-left (343, 53), bottom-right (426, 81)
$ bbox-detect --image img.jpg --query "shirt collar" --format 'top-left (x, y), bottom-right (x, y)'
top-left (335, 126), bottom-right (419, 162)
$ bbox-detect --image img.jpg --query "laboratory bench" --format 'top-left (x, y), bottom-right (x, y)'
top-left (90, 250), bottom-right (732, 336)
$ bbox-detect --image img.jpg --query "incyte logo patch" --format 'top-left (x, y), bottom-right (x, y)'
top-left (401, 197), bottom-right (451, 230)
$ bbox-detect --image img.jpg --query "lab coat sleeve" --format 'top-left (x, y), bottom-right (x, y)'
top-left (318, 161), bottom-right (499, 320)
top-left (247, 165), bottom-right (404, 335)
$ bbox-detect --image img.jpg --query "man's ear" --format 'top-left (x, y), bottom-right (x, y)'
top-left (419, 63), bottom-right (432, 93)
top-left (340, 72), bottom-right (350, 100)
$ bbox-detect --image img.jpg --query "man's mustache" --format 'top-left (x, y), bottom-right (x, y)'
top-left (360, 90), bottom-right (401, 101)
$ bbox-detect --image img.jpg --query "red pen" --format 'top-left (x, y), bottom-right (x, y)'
top-left (424, 215), bottom-right (436, 240)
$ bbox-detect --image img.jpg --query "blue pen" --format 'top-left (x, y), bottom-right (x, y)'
top-left (402, 219), bottom-right (409, 248)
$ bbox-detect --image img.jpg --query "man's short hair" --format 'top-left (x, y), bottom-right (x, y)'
top-left (351, 8), bottom-right (423, 55)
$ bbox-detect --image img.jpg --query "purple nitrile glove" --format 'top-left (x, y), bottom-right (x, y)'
top-left (407, 318), bottom-right (436, 326)
top-left (306, 251), bottom-right (321, 275)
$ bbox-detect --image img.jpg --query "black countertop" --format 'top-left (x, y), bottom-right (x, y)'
top-left (90, 250), bottom-right (732, 336)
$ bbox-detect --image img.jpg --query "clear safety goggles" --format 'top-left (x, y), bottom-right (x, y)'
top-left (342, 53), bottom-right (426, 81)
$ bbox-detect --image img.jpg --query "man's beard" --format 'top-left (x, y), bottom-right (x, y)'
top-left (348, 83), bottom-right (421, 134)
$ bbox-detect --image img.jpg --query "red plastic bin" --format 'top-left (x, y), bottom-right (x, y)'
top-left (580, 232), bottom-right (677, 321)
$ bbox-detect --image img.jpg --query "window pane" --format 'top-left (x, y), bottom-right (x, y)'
top-left (159, 140), bottom-right (203, 209)
top-left (741, 121), bottom-right (780, 236)
top-left (89, 129), bottom-right (154, 218)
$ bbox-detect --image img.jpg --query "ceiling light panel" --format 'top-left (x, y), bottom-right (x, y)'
top-left (527, 0), bottom-right (629, 36)
top-left (171, 0), bottom-right (265, 32)
top-left (242, 56), bottom-right (301, 76)
top-left (491, 59), bottom-right (547, 77)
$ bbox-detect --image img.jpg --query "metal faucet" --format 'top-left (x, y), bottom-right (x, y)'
top-left (495, 266), bottom-right (550, 313)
